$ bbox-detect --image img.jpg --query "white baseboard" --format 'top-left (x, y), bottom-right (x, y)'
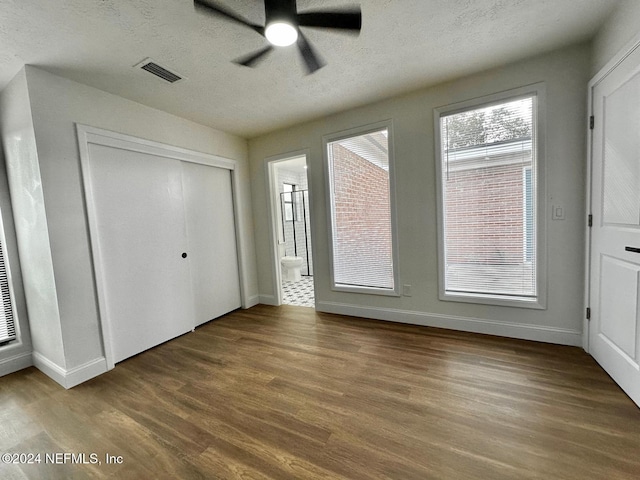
top-left (64, 357), bottom-right (108, 388)
top-left (32, 352), bottom-right (67, 387)
top-left (316, 301), bottom-right (582, 347)
top-left (32, 352), bottom-right (108, 389)
top-left (244, 295), bottom-right (260, 309)
top-left (258, 294), bottom-right (278, 306)
top-left (0, 351), bottom-right (33, 376)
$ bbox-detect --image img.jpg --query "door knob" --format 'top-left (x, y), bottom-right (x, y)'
top-left (625, 246), bottom-right (640, 254)
top-left (182, 252), bottom-right (188, 258)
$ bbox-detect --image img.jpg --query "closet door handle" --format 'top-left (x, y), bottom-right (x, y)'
top-left (625, 246), bottom-right (640, 254)
top-left (182, 252), bottom-right (188, 258)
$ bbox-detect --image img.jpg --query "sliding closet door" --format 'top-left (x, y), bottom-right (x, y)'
top-left (182, 162), bottom-right (241, 325)
top-left (88, 144), bottom-right (195, 363)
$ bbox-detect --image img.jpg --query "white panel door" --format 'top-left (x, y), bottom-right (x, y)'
top-left (182, 162), bottom-right (241, 326)
top-left (88, 144), bottom-right (195, 363)
top-left (590, 46), bottom-right (640, 407)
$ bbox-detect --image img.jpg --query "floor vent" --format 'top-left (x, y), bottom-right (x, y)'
top-left (135, 58), bottom-right (183, 84)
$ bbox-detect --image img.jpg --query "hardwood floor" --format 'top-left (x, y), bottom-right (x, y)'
top-left (1, 304), bottom-right (639, 479)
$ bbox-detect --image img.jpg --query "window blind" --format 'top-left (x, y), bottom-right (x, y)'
top-left (327, 129), bottom-right (394, 290)
top-left (0, 234), bottom-right (16, 344)
top-left (440, 96), bottom-right (537, 298)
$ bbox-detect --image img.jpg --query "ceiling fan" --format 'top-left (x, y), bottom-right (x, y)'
top-left (194, 0), bottom-right (362, 74)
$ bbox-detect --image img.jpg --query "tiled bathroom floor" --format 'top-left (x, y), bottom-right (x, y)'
top-left (282, 276), bottom-right (315, 308)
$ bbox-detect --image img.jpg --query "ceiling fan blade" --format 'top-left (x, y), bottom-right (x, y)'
top-left (233, 46), bottom-right (274, 68)
top-left (194, 0), bottom-right (264, 35)
top-left (297, 10), bottom-right (362, 31)
top-left (297, 31), bottom-right (325, 75)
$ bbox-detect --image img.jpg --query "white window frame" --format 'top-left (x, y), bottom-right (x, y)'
top-left (434, 84), bottom-right (547, 309)
top-left (282, 183), bottom-right (295, 222)
top-left (323, 120), bottom-right (400, 296)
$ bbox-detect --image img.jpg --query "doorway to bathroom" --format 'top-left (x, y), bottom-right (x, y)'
top-left (267, 154), bottom-right (315, 308)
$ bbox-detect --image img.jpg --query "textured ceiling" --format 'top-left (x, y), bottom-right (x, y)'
top-left (0, 0), bottom-right (620, 138)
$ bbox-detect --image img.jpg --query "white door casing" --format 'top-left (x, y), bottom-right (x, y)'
top-left (264, 150), bottom-right (311, 306)
top-left (78, 125), bottom-right (244, 368)
top-left (589, 43), bottom-right (640, 408)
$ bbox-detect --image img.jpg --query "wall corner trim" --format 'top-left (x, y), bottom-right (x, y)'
top-left (32, 352), bottom-right (107, 389)
top-left (316, 301), bottom-right (582, 347)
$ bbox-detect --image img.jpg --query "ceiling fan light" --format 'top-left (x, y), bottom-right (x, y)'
top-left (265, 22), bottom-right (298, 47)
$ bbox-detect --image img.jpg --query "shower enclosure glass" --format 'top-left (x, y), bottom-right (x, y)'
top-left (280, 188), bottom-right (313, 276)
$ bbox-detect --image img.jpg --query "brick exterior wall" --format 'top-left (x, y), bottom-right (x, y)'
top-left (331, 144), bottom-right (393, 288)
top-left (444, 162), bottom-right (529, 265)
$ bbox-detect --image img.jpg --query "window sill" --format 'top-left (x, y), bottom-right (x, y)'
top-left (440, 291), bottom-right (546, 310)
top-left (333, 284), bottom-right (400, 297)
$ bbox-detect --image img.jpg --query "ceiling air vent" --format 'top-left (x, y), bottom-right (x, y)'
top-left (134, 58), bottom-right (184, 84)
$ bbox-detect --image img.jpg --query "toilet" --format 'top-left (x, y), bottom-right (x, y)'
top-left (281, 256), bottom-right (304, 282)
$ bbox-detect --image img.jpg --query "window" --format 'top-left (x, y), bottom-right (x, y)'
top-left (0, 214), bottom-right (16, 345)
top-left (325, 122), bottom-right (399, 294)
top-left (435, 86), bottom-right (545, 307)
top-left (282, 183), bottom-right (295, 222)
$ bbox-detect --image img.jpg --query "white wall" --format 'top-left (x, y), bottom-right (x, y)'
top-left (0, 69), bottom-right (60, 371)
top-left (249, 43), bottom-right (591, 346)
top-left (1, 66), bottom-right (258, 385)
top-left (592, 0), bottom-right (640, 76)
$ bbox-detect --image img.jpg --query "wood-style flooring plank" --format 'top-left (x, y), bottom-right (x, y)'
top-left (1, 304), bottom-right (639, 479)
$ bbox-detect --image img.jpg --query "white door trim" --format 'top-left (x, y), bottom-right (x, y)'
top-left (76, 124), bottom-right (249, 369)
top-left (585, 37), bottom-right (640, 352)
top-left (264, 150), bottom-right (312, 306)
